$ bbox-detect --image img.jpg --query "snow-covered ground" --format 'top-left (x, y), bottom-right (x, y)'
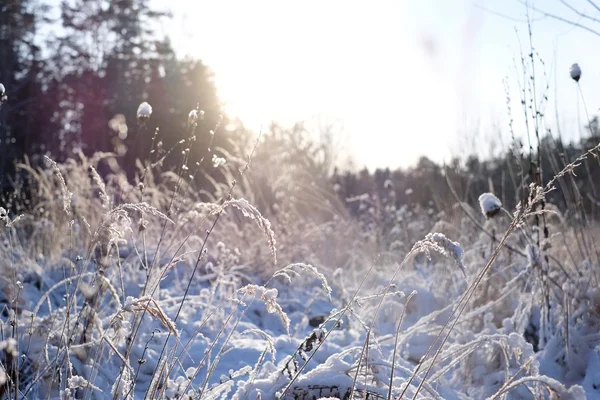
top-left (0, 152), bottom-right (598, 399)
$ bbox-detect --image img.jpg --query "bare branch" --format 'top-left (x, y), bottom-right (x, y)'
top-left (587, 0), bottom-right (600, 13)
top-left (473, 2), bottom-right (546, 23)
top-left (559, 0), bottom-right (600, 24)
top-left (519, 0), bottom-right (600, 38)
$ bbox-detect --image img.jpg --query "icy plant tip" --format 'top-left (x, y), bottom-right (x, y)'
top-left (212, 154), bottom-right (226, 168)
top-left (137, 101), bottom-right (152, 121)
top-left (478, 192), bottom-right (502, 218)
top-left (425, 232), bottom-right (466, 277)
top-left (570, 63), bottom-right (581, 82)
top-left (188, 109), bottom-right (198, 127)
top-left (0, 83), bottom-right (6, 104)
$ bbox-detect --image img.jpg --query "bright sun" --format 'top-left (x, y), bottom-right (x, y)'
top-left (154, 0), bottom-right (469, 168)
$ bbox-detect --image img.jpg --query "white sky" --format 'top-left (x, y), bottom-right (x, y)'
top-left (153, 0), bottom-right (600, 170)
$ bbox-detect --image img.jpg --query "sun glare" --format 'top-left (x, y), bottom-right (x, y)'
top-left (156, 0), bottom-right (600, 169)
top-left (157, 0), bottom-right (472, 168)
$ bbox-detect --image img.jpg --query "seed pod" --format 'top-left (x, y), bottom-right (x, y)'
top-left (136, 102), bottom-right (152, 121)
top-left (570, 63), bottom-right (581, 82)
top-left (478, 192), bottom-right (502, 218)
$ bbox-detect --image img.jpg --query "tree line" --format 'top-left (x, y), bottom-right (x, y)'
top-left (0, 0), bottom-right (235, 189)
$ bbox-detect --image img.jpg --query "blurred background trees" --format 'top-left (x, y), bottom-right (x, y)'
top-left (0, 0), bottom-right (229, 186)
top-left (0, 0), bottom-right (48, 180)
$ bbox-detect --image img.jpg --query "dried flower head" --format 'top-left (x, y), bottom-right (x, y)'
top-left (0, 84), bottom-right (6, 104)
top-left (45, 156), bottom-right (73, 216)
top-left (478, 192), bottom-right (502, 218)
top-left (570, 63), bottom-right (581, 82)
top-left (188, 109), bottom-right (198, 127)
top-left (212, 154), bottom-right (226, 168)
top-left (136, 102), bottom-right (152, 121)
top-left (0, 338), bottom-right (17, 357)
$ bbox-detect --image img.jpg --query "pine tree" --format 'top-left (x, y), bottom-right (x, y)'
top-left (0, 0), bottom-right (49, 184)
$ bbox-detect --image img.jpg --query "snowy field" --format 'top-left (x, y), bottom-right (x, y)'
top-left (0, 144), bottom-right (599, 400)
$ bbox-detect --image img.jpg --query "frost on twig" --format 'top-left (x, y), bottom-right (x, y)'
top-left (415, 233), bottom-right (466, 277)
top-left (45, 156), bottom-right (73, 216)
top-left (238, 284), bottom-right (290, 334)
top-left (273, 263), bottom-right (332, 301)
top-left (220, 198), bottom-right (277, 265)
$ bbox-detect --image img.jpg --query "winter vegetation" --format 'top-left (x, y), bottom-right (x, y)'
top-left (3, 1), bottom-right (600, 399)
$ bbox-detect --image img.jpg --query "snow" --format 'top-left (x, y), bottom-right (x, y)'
top-left (478, 192), bottom-right (502, 218)
top-left (3, 156), bottom-right (600, 399)
top-left (188, 109), bottom-right (199, 126)
top-left (137, 101), bottom-right (153, 119)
